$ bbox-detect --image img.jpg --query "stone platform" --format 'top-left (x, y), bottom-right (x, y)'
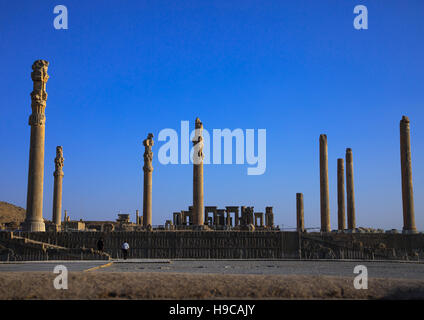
top-left (1, 231), bottom-right (424, 261)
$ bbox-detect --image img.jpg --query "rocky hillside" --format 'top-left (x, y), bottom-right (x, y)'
top-left (0, 201), bottom-right (25, 223)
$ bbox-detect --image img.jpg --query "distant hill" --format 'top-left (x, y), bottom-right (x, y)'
top-left (0, 201), bottom-right (26, 223)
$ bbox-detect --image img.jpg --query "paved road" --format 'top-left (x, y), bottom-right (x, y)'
top-left (1, 260), bottom-right (423, 280)
top-left (105, 260), bottom-right (424, 280)
top-left (0, 261), bottom-right (108, 272)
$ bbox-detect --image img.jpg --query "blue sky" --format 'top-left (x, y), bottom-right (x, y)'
top-left (0, 0), bottom-right (423, 230)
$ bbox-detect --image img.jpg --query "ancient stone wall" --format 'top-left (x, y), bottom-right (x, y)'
top-left (0, 232), bottom-right (109, 261)
top-left (3, 231), bottom-right (424, 261)
top-left (17, 231), bottom-right (300, 259)
top-left (301, 233), bottom-right (424, 260)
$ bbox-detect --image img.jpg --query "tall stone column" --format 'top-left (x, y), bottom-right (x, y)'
top-left (337, 158), bottom-right (346, 231)
top-left (142, 133), bottom-right (154, 227)
top-left (400, 116), bottom-right (417, 234)
top-left (296, 193), bottom-right (304, 232)
top-left (319, 134), bottom-right (330, 232)
top-left (226, 209), bottom-right (231, 226)
top-left (345, 148), bottom-right (356, 230)
top-left (136, 210), bottom-right (139, 225)
top-left (52, 146), bottom-right (64, 227)
top-left (24, 60), bottom-right (49, 232)
top-left (192, 117), bottom-right (204, 226)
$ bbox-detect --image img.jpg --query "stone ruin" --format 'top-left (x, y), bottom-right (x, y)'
top-left (0, 59), bottom-right (422, 261)
top-left (15, 60), bottom-right (421, 235)
top-left (171, 206), bottom-right (275, 230)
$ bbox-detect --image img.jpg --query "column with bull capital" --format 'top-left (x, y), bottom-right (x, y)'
top-left (143, 133), bottom-right (154, 228)
top-left (24, 60), bottom-right (49, 232)
top-left (192, 117), bottom-right (204, 226)
top-left (52, 146), bottom-right (64, 227)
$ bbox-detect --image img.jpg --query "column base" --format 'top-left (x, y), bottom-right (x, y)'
top-left (402, 228), bottom-right (418, 234)
top-left (23, 220), bottom-right (45, 232)
top-left (345, 229), bottom-right (357, 233)
top-left (45, 223), bottom-right (61, 232)
top-left (191, 225), bottom-right (209, 231)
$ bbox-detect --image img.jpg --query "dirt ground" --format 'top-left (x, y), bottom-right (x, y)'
top-left (0, 201), bottom-right (25, 224)
top-left (1, 271), bottom-right (423, 299)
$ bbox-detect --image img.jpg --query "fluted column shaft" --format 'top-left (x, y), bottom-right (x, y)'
top-left (319, 134), bottom-right (330, 232)
top-left (346, 148), bottom-right (356, 230)
top-left (337, 158), bottom-right (346, 231)
top-left (296, 193), bottom-right (304, 232)
top-left (400, 116), bottom-right (417, 233)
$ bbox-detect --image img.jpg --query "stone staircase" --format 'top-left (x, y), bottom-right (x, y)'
top-left (0, 232), bottom-right (111, 261)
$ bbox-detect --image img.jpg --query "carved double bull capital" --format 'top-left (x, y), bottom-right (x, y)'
top-left (192, 117), bottom-right (204, 164)
top-left (143, 133), bottom-right (154, 172)
top-left (54, 146), bottom-right (64, 177)
top-left (29, 60), bottom-right (49, 125)
top-left (31, 60), bottom-right (49, 83)
top-left (28, 112), bottom-right (46, 126)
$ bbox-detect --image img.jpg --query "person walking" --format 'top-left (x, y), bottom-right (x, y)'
top-left (97, 238), bottom-right (104, 252)
top-left (121, 241), bottom-right (129, 260)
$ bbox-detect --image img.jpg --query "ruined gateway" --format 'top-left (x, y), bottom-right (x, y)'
top-left (0, 60), bottom-right (422, 262)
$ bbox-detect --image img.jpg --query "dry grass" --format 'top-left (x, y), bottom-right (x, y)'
top-left (0, 272), bottom-right (423, 300)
